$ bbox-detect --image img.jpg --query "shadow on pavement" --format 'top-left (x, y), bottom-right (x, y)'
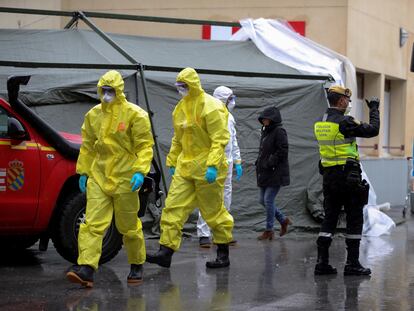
top-left (0, 248), bottom-right (42, 266)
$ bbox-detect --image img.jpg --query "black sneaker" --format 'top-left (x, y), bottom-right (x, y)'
top-left (314, 263), bottom-right (338, 275)
top-left (199, 237), bottom-right (211, 248)
top-left (344, 263), bottom-right (371, 276)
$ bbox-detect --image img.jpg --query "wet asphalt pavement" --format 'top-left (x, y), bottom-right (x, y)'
top-left (1, 210), bottom-right (413, 311)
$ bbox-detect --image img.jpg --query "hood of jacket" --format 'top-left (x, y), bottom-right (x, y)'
top-left (258, 106), bottom-right (282, 125)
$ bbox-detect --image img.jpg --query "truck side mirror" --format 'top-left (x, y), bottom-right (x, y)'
top-left (7, 117), bottom-right (27, 140)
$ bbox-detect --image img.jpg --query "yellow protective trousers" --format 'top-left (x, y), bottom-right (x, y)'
top-left (77, 178), bottom-right (146, 270)
top-left (160, 174), bottom-right (234, 251)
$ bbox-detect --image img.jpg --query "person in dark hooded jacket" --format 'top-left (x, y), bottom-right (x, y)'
top-left (256, 106), bottom-right (291, 240)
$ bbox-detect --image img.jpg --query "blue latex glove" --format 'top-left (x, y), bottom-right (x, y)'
top-left (205, 166), bottom-right (218, 184)
top-left (130, 172), bottom-right (144, 192)
top-left (79, 175), bottom-right (87, 193)
top-left (235, 164), bottom-right (243, 181)
top-left (169, 167), bottom-right (176, 176)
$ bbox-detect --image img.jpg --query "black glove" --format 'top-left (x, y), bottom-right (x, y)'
top-left (365, 96), bottom-right (380, 110)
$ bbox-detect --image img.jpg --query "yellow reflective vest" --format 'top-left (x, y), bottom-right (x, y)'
top-left (314, 113), bottom-right (359, 167)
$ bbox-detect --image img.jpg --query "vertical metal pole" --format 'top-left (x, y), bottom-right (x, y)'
top-left (133, 71), bottom-right (139, 105)
top-left (137, 65), bottom-right (168, 194)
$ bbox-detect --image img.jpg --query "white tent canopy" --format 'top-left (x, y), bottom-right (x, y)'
top-left (231, 18), bottom-right (357, 103)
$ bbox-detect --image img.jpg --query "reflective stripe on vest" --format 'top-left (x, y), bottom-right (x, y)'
top-left (314, 114), bottom-right (359, 167)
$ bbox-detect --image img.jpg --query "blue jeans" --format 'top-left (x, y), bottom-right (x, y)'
top-left (259, 186), bottom-right (285, 230)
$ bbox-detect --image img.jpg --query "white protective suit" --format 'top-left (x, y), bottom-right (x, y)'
top-left (197, 86), bottom-right (241, 238)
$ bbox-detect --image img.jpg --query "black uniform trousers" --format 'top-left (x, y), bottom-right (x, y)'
top-left (320, 166), bottom-right (364, 237)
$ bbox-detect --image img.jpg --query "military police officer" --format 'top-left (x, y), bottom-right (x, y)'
top-left (314, 85), bottom-right (380, 276)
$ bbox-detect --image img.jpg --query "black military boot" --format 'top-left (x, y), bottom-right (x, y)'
top-left (66, 265), bottom-right (94, 288)
top-left (127, 264), bottom-right (143, 284)
top-left (344, 239), bottom-right (371, 276)
top-left (206, 244), bottom-right (230, 268)
top-left (146, 245), bottom-right (174, 268)
top-left (314, 236), bottom-right (337, 275)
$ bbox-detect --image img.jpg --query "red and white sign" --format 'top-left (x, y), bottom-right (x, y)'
top-left (287, 21), bottom-right (306, 36)
top-left (202, 25), bottom-right (241, 41)
top-left (202, 21), bottom-right (306, 40)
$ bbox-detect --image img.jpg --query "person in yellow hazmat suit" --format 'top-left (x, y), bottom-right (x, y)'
top-left (66, 70), bottom-right (154, 288)
top-left (146, 67), bottom-right (234, 269)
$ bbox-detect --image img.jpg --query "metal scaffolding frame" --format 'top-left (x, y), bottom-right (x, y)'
top-left (0, 7), bottom-right (334, 194)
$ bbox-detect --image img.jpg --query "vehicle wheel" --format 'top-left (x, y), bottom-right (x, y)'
top-left (51, 193), bottom-right (123, 264)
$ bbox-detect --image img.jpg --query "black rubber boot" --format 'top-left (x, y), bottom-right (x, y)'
top-left (146, 245), bottom-right (174, 268)
top-left (66, 265), bottom-right (94, 288)
top-left (206, 244), bottom-right (230, 268)
top-left (344, 239), bottom-right (371, 276)
top-left (127, 264), bottom-right (143, 284)
top-left (314, 237), bottom-right (337, 275)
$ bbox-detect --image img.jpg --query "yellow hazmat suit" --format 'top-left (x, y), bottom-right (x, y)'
top-left (76, 70), bottom-right (154, 270)
top-left (160, 67), bottom-right (233, 251)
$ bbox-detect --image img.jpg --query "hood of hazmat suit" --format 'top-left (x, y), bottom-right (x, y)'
top-left (76, 70), bottom-right (154, 194)
top-left (213, 86), bottom-right (233, 104)
top-left (166, 67), bottom-right (229, 180)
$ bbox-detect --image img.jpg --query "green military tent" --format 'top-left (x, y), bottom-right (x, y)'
top-left (0, 28), bottom-right (331, 233)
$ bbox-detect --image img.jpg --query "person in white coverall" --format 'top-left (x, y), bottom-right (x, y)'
top-left (197, 86), bottom-right (243, 248)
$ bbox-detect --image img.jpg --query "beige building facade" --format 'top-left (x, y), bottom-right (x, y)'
top-left (1, 0), bottom-right (413, 157)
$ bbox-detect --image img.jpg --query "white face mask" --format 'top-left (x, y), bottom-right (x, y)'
top-left (177, 86), bottom-right (189, 97)
top-left (102, 93), bottom-right (115, 103)
top-left (345, 102), bottom-right (352, 115)
top-left (227, 98), bottom-right (236, 112)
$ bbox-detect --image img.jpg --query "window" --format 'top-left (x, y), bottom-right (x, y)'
top-left (355, 73), bottom-right (365, 121)
top-left (0, 106), bottom-right (8, 138)
top-left (356, 73), bottom-right (364, 99)
top-left (382, 79), bottom-right (391, 153)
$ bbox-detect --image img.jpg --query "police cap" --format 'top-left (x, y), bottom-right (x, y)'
top-left (328, 85), bottom-right (352, 101)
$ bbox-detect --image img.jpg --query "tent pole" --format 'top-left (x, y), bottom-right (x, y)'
top-left (137, 66), bottom-right (168, 194)
top-left (77, 11), bottom-right (137, 64)
top-left (0, 7), bottom-right (240, 27)
top-left (64, 12), bottom-right (80, 29)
